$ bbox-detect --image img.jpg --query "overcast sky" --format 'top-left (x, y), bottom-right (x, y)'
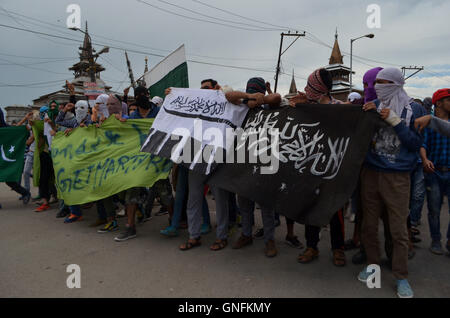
top-left (1, 0), bottom-right (449, 108)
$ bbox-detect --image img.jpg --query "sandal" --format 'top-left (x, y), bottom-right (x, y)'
top-left (332, 249), bottom-right (346, 266)
top-left (210, 239), bottom-right (228, 251)
top-left (179, 238), bottom-right (201, 251)
top-left (298, 247), bottom-right (319, 263)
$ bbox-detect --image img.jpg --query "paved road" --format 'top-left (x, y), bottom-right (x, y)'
top-left (0, 183), bottom-right (449, 298)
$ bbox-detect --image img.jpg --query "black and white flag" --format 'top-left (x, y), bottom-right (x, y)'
top-left (141, 88), bottom-right (249, 175)
top-left (208, 104), bottom-right (380, 226)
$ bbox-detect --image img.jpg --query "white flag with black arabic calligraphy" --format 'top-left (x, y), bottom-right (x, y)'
top-left (141, 88), bottom-right (249, 175)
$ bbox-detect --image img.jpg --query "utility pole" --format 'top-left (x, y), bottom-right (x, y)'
top-left (274, 31), bottom-right (305, 93)
top-left (402, 66), bottom-right (424, 80)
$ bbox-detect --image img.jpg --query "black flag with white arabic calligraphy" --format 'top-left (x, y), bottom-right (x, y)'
top-left (207, 104), bottom-right (380, 226)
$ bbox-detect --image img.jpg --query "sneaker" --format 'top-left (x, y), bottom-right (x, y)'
top-left (232, 234), bottom-right (253, 249)
top-left (141, 214), bottom-right (152, 223)
top-left (397, 279), bottom-right (414, 298)
top-left (116, 208), bottom-right (126, 217)
top-left (253, 228), bottom-right (264, 239)
top-left (201, 223), bottom-right (212, 235)
top-left (155, 206), bottom-right (168, 216)
top-left (358, 266), bottom-right (375, 283)
top-left (64, 214), bottom-right (83, 223)
top-left (285, 235), bottom-right (304, 249)
top-left (49, 196), bottom-right (58, 204)
top-left (22, 192), bottom-right (31, 205)
top-left (160, 226), bottom-right (178, 237)
top-left (35, 203), bottom-right (50, 212)
top-left (98, 220), bottom-right (119, 233)
top-left (114, 226), bottom-right (137, 242)
top-left (430, 240), bottom-right (444, 255)
top-left (264, 240), bottom-right (278, 257)
top-left (56, 209), bottom-right (70, 218)
top-left (89, 218), bottom-right (107, 227)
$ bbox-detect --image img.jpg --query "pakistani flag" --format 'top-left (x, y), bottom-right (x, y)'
top-left (0, 126), bottom-right (28, 182)
top-left (144, 44), bottom-right (189, 98)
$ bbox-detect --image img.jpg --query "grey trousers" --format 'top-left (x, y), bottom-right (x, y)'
top-left (23, 152), bottom-right (33, 192)
top-left (237, 195), bottom-right (275, 243)
top-left (187, 170), bottom-right (229, 240)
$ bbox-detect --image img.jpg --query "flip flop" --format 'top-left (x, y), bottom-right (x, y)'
top-left (210, 239), bottom-right (228, 251)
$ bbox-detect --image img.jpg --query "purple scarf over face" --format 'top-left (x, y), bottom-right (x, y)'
top-left (363, 67), bottom-right (383, 103)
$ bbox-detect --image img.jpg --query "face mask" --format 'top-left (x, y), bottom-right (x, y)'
top-left (374, 83), bottom-right (398, 104)
top-left (75, 101), bottom-right (89, 124)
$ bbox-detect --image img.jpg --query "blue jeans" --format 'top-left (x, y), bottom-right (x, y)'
top-left (424, 170), bottom-right (450, 242)
top-left (171, 165), bottom-right (210, 229)
top-left (409, 163), bottom-right (426, 226)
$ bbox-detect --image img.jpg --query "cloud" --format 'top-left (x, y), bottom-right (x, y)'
top-left (0, 0), bottom-right (449, 106)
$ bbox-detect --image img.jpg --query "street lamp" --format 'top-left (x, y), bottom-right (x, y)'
top-left (350, 33), bottom-right (374, 93)
top-left (69, 27), bottom-right (109, 82)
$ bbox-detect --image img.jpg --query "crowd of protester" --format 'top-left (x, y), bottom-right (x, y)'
top-left (1, 66), bottom-right (450, 299)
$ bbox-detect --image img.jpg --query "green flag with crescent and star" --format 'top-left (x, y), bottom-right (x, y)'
top-left (0, 125), bottom-right (28, 182)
